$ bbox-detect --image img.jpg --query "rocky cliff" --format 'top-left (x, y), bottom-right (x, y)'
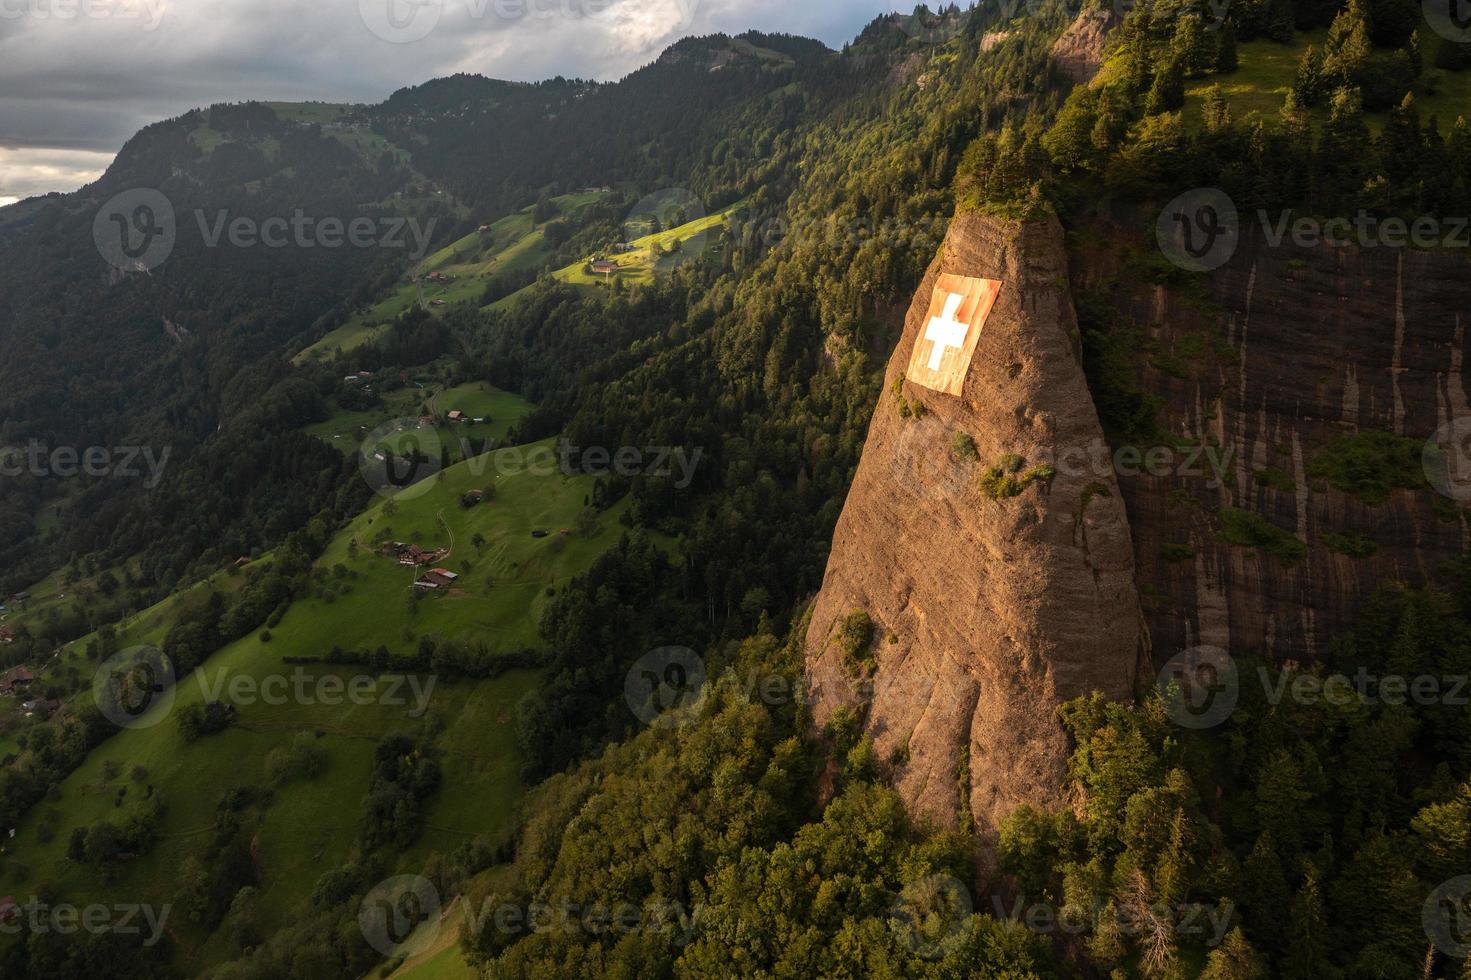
top-left (1073, 215), bottom-right (1471, 663)
top-left (1048, 8), bottom-right (1121, 85)
top-left (803, 211), bottom-right (1145, 838)
top-left (806, 202), bottom-right (1471, 841)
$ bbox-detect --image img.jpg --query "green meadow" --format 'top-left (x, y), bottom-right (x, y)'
top-left (489, 202), bottom-right (743, 311)
top-left (1, 436), bottom-right (633, 971)
top-left (1183, 30), bottom-right (1471, 133)
top-left (295, 191), bottom-right (609, 362)
top-left (304, 380), bottom-right (535, 465)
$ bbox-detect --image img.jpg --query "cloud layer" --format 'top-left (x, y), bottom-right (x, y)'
top-left (0, 0), bottom-right (880, 201)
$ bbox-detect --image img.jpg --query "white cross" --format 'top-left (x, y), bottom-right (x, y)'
top-left (923, 292), bottom-right (969, 370)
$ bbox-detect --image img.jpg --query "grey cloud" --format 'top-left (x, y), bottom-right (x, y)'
top-left (0, 0), bottom-right (878, 199)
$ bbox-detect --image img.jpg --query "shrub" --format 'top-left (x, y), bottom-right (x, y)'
top-left (1161, 542), bottom-right (1196, 562)
top-left (265, 732), bottom-right (329, 785)
top-left (1217, 507), bottom-right (1307, 566)
top-left (1309, 430), bottom-right (1424, 504)
top-left (950, 432), bottom-right (980, 462)
top-left (1322, 531), bottom-right (1378, 557)
top-left (979, 456), bottom-right (1055, 499)
top-left (834, 611), bottom-right (875, 677)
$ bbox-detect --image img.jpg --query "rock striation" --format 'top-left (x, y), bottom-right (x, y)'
top-left (1072, 217), bottom-right (1471, 664)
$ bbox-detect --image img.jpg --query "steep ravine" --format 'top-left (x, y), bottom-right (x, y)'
top-left (803, 211), bottom-right (1146, 839)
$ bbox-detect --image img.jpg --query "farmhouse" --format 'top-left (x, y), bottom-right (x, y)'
top-left (0, 666), bottom-right (34, 695)
top-left (447, 410), bottom-right (465, 422)
top-left (396, 543), bottom-right (443, 566)
top-left (413, 568), bottom-right (459, 590)
top-left (0, 627), bottom-right (12, 643)
top-left (590, 259), bottom-right (618, 275)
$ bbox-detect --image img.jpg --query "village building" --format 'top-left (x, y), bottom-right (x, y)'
top-left (19, 698), bottom-right (57, 716)
top-left (0, 666), bottom-right (34, 696)
top-left (590, 259), bottom-right (618, 275)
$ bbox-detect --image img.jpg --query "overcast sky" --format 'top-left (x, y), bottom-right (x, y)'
top-left (0, 0), bottom-right (890, 204)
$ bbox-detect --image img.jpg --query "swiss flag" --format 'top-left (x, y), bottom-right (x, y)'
top-left (905, 273), bottom-right (1002, 396)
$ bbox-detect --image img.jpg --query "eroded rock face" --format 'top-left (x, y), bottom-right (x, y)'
top-left (1072, 219), bottom-right (1471, 664)
top-left (1048, 8), bottom-right (1122, 85)
top-left (804, 211), bottom-right (1144, 838)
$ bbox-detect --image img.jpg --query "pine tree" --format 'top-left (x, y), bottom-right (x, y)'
top-left (1171, 16), bottom-right (1212, 76)
top-left (1323, 0), bottom-right (1373, 89)
top-left (1294, 45), bottom-right (1325, 106)
top-left (1280, 871), bottom-right (1333, 978)
top-left (1318, 87), bottom-right (1371, 213)
top-left (1216, 22), bottom-right (1239, 72)
top-left (1200, 928), bottom-right (1266, 979)
top-left (1241, 833), bottom-right (1291, 953)
top-left (1378, 93), bottom-right (1425, 207)
top-left (1267, 0), bottom-right (1296, 42)
top-left (1146, 58), bottom-right (1187, 116)
top-left (1203, 85), bottom-right (1233, 134)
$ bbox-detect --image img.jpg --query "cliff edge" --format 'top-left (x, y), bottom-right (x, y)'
top-left (804, 211), bottom-right (1144, 838)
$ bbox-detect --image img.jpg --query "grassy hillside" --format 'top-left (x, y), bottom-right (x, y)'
top-left (295, 191), bottom-right (610, 362)
top-left (488, 201), bottom-right (744, 311)
top-left (303, 380), bottom-right (535, 464)
top-left (1183, 30), bottom-right (1471, 132)
top-left (0, 437), bottom-right (635, 971)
